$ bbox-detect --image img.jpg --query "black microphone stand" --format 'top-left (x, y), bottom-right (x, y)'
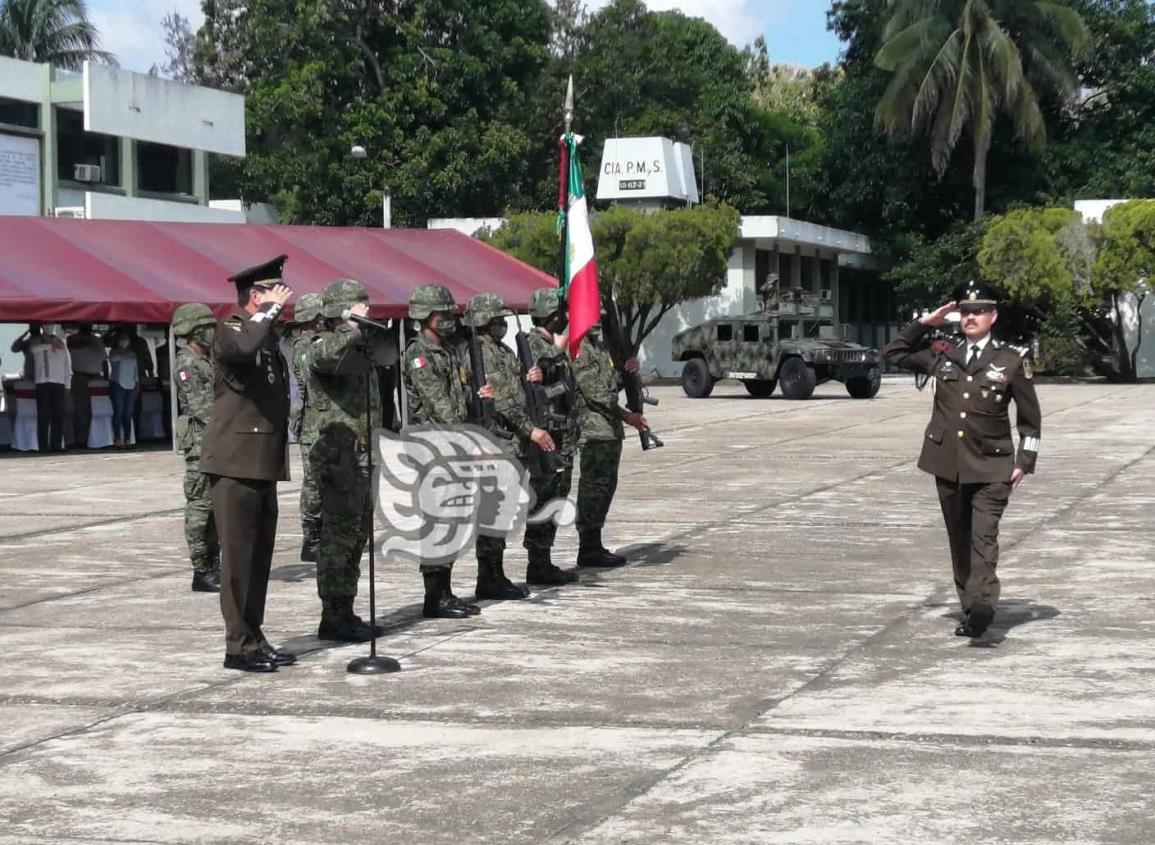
top-left (347, 347), bottom-right (401, 675)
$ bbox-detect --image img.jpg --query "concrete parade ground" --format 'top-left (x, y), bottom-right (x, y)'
top-left (0, 379), bottom-right (1153, 844)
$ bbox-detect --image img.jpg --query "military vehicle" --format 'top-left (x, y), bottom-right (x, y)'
top-left (670, 286), bottom-right (881, 400)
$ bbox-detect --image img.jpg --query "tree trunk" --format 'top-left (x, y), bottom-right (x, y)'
top-left (1111, 293), bottom-right (1137, 382)
top-left (972, 134), bottom-right (989, 222)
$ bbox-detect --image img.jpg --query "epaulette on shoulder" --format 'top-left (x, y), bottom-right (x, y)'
top-left (1008, 343), bottom-right (1030, 357)
top-left (224, 315), bottom-right (243, 331)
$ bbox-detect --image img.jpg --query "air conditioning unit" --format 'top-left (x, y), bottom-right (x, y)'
top-left (73, 163), bottom-right (102, 182)
top-left (819, 289), bottom-right (833, 301)
top-left (52, 207), bottom-right (86, 219)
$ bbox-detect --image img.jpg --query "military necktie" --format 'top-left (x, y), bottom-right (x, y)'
top-left (968, 344), bottom-right (980, 366)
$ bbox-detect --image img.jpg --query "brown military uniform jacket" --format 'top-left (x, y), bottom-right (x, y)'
top-left (199, 306), bottom-right (290, 482)
top-left (882, 322), bottom-right (1041, 484)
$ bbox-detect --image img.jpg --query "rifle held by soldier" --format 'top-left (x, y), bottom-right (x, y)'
top-left (599, 300), bottom-right (664, 451)
top-left (514, 320), bottom-right (567, 477)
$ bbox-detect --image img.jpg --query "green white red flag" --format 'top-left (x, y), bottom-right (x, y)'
top-left (559, 133), bottom-right (600, 358)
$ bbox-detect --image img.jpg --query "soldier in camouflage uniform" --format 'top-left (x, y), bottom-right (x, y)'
top-left (521, 288), bottom-right (580, 586)
top-left (403, 284), bottom-right (488, 619)
top-left (572, 324), bottom-right (649, 567)
top-left (302, 279), bottom-right (386, 642)
top-left (171, 303), bottom-right (221, 592)
top-left (464, 293), bottom-right (557, 600)
top-left (289, 293), bottom-right (325, 563)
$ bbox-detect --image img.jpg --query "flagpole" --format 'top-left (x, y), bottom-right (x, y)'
top-left (558, 76), bottom-right (574, 308)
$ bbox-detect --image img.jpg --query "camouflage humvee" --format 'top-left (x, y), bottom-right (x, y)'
top-left (670, 288), bottom-right (881, 400)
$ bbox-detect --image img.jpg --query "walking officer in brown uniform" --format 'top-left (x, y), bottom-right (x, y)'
top-left (200, 255), bottom-right (297, 672)
top-left (882, 280), bottom-right (1042, 639)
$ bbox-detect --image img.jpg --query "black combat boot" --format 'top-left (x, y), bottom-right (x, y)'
top-left (577, 531), bottom-right (626, 568)
top-left (475, 555), bottom-right (529, 600)
top-left (526, 549), bottom-right (579, 586)
top-left (423, 572), bottom-right (470, 619)
top-left (191, 569), bottom-right (221, 593)
top-left (318, 598), bottom-right (380, 642)
top-left (439, 570), bottom-right (480, 615)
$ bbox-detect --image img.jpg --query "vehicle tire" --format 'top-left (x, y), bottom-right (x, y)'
top-left (743, 379), bottom-right (776, 398)
top-left (681, 358), bottom-right (715, 398)
top-left (846, 367), bottom-right (881, 399)
top-left (778, 358), bottom-right (816, 400)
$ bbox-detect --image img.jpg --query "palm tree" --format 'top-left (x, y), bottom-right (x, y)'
top-left (0, 0), bottom-right (115, 70)
top-left (874, 0), bottom-right (1088, 221)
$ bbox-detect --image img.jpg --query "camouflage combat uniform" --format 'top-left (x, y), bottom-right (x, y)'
top-left (520, 289), bottom-right (580, 581)
top-left (572, 332), bottom-right (632, 564)
top-left (307, 280), bottom-right (383, 642)
top-left (290, 293), bottom-right (325, 562)
top-left (171, 303), bottom-right (221, 591)
top-left (403, 284), bottom-right (480, 619)
top-left (175, 343), bottom-right (220, 577)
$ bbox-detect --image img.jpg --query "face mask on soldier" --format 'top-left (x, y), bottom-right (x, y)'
top-left (432, 314), bottom-right (458, 338)
top-left (488, 319), bottom-right (508, 341)
top-left (548, 314), bottom-right (568, 335)
top-left (196, 327), bottom-right (215, 348)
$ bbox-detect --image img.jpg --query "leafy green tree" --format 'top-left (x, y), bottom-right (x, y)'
top-left (0, 0), bottom-right (114, 68)
top-left (1091, 199), bottom-right (1154, 380)
top-left (484, 202), bottom-right (740, 352)
top-left (196, 0), bottom-right (553, 226)
top-left (873, 0), bottom-right (1089, 221)
top-left (1044, 0), bottom-right (1155, 201)
top-left (888, 217), bottom-right (990, 309)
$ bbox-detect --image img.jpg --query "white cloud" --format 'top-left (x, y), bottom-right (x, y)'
top-left (584, 0), bottom-right (793, 48)
top-left (88, 0), bottom-right (205, 74)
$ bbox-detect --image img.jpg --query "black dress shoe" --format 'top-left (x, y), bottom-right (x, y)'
top-left (261, 643), bottom-right (298, 666)
top-left (223, 651), bottom-right (278, 672)
top-left (191, 570), bottom-right (221, 593)
top-left (955, 604), bottom-right (995, 638)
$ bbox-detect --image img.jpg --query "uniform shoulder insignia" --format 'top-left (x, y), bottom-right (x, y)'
top-left (224, 316), bottom-right (243, 332)
top-left (178, 369), bottom-right (191, 382)
top-left (410, 356), bottom-right (428, 369)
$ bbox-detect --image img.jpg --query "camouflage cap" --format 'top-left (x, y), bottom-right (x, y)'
top-left (170, 303), bottom-right (216, 337)
top-left (528, 288), bottom-right (562, 319)
top-left (465, 292), bottom-right (509, 328)
top-left (408, 284), bottom-right (456, 320)
top-left (321, 278), bottom-right (370, 319)
top-left (293, 292), bottom-right (324, 325)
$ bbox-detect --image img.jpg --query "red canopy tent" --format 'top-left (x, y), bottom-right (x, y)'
top-left (0, 218), bottom-right (556, 323)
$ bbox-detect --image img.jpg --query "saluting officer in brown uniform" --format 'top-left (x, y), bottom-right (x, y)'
top-left (200, 255), bottom-right (297, 672)
top-left (882, 281), bottom-right (1042, 638)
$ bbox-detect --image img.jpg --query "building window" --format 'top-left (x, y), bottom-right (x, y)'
top-left (717, 324), bottom-right (733, 342)
top-left (743, 324), bottom-right (760, 343)
top-left (137, 141), bottom-right (193, 195)
top-left (820, 258), bottom-right (834, 290)
top-left (800, 255), bottom-right (816, 290)
top-left (0, 98), bottom-right (38, 129)
top-left (779, 252), bottom-right (795, 288)
top-left (55, 107), bottom-right (119, 187)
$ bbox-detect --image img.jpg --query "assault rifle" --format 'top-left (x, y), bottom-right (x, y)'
top-left (514, 320), bottom-right (569, 477)
top-left (599, 300), bottom-right (663, 451)
top-left (463, 326), bottom-right (508, 438)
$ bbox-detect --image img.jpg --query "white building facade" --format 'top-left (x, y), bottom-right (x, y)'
top-left (0, 56), bottom-right (246, 223)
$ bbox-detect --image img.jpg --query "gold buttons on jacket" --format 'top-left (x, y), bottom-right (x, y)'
top-left (960, 412), bottom-right (967, 419)
top-left (966, 375), bottom-right (974, 382)
top-left (963, 392), bottom-right (970, 399)
top-left (957, 431), bottom-right (965, 438)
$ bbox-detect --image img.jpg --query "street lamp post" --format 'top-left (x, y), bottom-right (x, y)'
top-left (349, 145), bottom-right (391, 229)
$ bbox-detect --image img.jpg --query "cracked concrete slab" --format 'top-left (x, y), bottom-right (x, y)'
top-left (0, 382), bottom-right (1152, 843)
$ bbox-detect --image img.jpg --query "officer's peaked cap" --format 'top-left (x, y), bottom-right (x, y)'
top-left (955, 279), bottom-right (999, 308)
top-left (228, 254), bottom-right (287, 292)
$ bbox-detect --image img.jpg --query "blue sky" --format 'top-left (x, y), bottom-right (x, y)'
top-left (89, 0), bottom-right (844, 76)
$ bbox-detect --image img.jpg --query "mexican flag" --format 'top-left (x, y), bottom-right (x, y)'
top-left (560, 133), bottom-right (601, 358)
